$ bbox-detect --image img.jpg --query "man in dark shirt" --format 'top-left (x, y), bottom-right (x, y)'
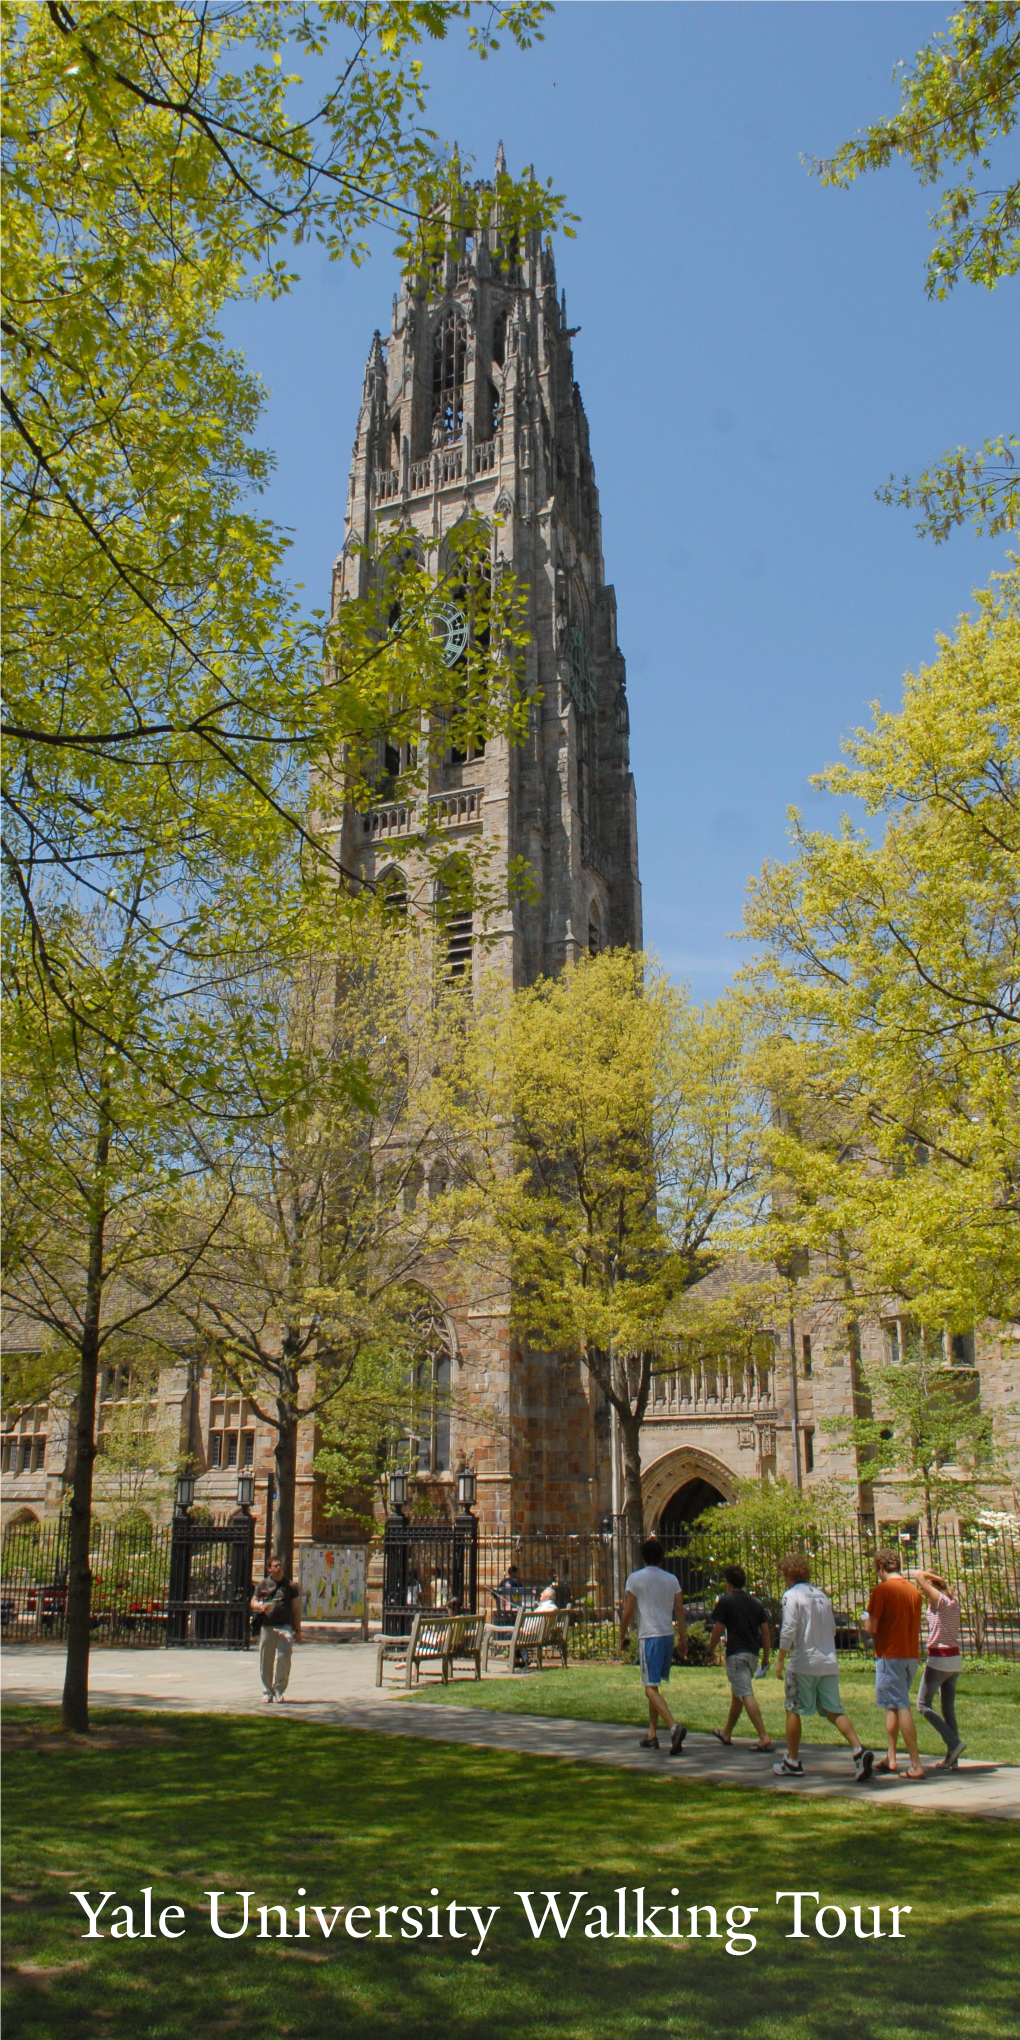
top-left (707, 1564), bottom-right (772, 1751)
top-left (251, 1556), bottom-right (301, 1704)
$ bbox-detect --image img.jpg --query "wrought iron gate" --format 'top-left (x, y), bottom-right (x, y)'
top-left (166, 1509), bottom-right (255, 1648)
top-left (381, 1508), bottom-right (478, 1637)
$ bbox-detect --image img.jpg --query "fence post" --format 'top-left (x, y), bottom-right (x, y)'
top-left (381, 1506), bottom-right (410, 1637)
top-left (166, 1505), bottom-right (193, 1646)
top-left (228, 1508), bottom-right (255, 1647)
top-left (452, 1504), bottom-right (478, 1614)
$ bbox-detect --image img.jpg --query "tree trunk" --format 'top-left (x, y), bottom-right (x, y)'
top-left (61, 1095), bottom-right (111, 1733)
top-left (618, 1408), bottom-right (645, 1576)
top-left (273, 1401), bottom-right (299, 1576)
top-left (836, 1234), bottom-right (874, 1524)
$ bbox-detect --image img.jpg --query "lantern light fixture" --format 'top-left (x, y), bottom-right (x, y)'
top-left (236, 1471), bottom-right (256, 1510)
top-left (175, 1470), bottom-right (196, 1513)
top-left (389, 1471), bottom-right (408, 1510)
top-left (457, 1469), bottom-right (477, 1509)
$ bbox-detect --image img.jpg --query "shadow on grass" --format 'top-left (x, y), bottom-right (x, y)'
top-left (2, 1707), bottom-right (1017, 2040)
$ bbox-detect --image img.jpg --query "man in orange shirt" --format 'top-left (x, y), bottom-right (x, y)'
top-left (863, 1548), bottom-right (924, 1779)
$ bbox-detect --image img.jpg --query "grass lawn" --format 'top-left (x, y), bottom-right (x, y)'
top-left (405, 1661), bottom-right (1020, 1763)
top-left (2, 1706), bottom-right (1018, 2040)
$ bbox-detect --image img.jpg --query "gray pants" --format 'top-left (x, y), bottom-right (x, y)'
top-left (917, 1661), bottom-right (960, 1749)
top-left (259, 1624), bottom-right (294, 1697)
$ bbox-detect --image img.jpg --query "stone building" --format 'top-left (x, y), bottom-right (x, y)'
top-left (327, 148), bottom-right (642, 1535)
top-left (3, 154), bottom-right (1016, 1547)
top-left (639, 1289), bottom-right (1019, 1541)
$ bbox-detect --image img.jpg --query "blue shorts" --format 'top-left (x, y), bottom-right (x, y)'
top-left (639, 1635), bottom-right (673, 1687)
top-left (875, 1657), bottom-right (918, 1710)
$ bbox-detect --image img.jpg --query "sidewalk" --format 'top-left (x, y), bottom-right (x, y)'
top-left (3, 1641), bottom-right (1017, 1819)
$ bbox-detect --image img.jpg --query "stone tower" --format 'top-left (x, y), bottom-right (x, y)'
top-left (332, 150), bottom-right (642, 1533)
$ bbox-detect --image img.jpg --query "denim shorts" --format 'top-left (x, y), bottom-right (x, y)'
top-left (725, 1650), bottom-right (759, 1698)
top-left (639, 1635), bottom-right (673, 1686)
top-left (875, 1657), bottom-right (918, 1710)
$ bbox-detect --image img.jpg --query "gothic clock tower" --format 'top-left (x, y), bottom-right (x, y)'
top-left (333, 150), bottom-right (642, 1533)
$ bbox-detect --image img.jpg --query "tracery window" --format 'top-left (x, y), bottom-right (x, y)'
top-left (404, 1294), bottom-right (453, 1475)
top-left (432, 311), bottom-right (466, 444)
top-left (588, 901), bottom-right (601, 956)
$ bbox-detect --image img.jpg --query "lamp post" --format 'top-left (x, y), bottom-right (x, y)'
top-left (453, 1466), bottom-right (478, 1614)
top-left (236, 1471), bottom-right (256, 1512)
top-left (174, 1469), bottom-right (196, 1515)
top-left (382, 1469), bottom-right (410, 1637)
top-left (168, 1471), bottom-right (196, 1643)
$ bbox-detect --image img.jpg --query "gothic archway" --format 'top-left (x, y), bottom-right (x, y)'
top-left (659, 1478), bottom-right (726, 1537)
top-left (641, 1446), bottom-right (739, 1532)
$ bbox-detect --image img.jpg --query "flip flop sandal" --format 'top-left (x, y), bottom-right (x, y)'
top-left (874, 1760), bottom-right (899, 1774)
top-left (710, 1731), bottom-right (733, 1746)
top-left (748, 1741), bottom-right (773, 1752)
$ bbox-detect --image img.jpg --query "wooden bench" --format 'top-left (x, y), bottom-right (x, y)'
top-left (482, 1606), bottom-right (570, 1674)
top-left (375, 1611), bottom-right (485, 1689)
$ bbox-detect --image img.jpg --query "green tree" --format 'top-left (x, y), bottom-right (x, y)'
top-left (823, 1337), bottom-right (1004, 1541)
top-left (812, 0), bottom-right (1019, 539)
top-left (2, 1), bottom-right (559, 1029)
top-left (1, 916), bottom-right (236, 1732)
top-left (159, 921), bottom-right (471, 1569)
top-left (432, 952), bottom-right (765, 1557)
top-left (744, 563), bottom-right (1020, 1332)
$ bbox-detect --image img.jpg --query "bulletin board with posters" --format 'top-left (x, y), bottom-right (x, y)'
top-left (298, 1544), bottom-right (369, 1636)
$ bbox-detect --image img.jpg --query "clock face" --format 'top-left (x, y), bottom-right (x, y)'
top-left (567, 626), bottom-right (597, 715)
top-left (435, 601), bottom-right (468, 668)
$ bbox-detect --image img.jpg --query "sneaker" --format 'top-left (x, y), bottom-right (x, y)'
top-left (853, 1746), bottom-right (874, 1783)
top-left (668, 1723), bottom-right (687, 1757)
top-left (262, 1693), bottom-right (275, 1704)
top-left (940, 1740), bottom-right (967, 1770)
top-left (773, 1757), bottom-right (804, 1777)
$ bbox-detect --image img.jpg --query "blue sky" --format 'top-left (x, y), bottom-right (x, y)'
top-left (226, 2), bottom-right (1014, 999)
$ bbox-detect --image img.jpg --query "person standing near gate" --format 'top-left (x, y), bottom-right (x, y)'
top-left (251, 1555), bottom-right (301, 1703)
top-left (619, 1536), bottom-right (688, 1755)
top-left (863, 1548), bottom-right (925, 1779)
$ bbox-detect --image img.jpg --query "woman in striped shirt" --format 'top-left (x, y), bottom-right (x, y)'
top-left (914, 1569), bottom-right (966, 1770)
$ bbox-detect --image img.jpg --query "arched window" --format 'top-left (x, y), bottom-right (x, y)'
top-left (588, 901), bottom-right (601, 957)
top-left (432, 311), bottom-right (466, 444)
top-left (491, 309), bottom-right (507, 368)
top-left (379, 867), bottom-right (408, 918)
top-left (488, 380), bottom-right (500, 436)
top-left (405, 1294), bottom-right (454, 1476)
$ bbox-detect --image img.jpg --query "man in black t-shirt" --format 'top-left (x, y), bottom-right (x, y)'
top-left (707, 1564), bottom-right (772, 1752)
top-left (251, 1557), bottom-right (301, 1703)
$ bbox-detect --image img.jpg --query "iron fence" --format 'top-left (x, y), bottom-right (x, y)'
top-left (1, 1512), bottom-right (255, 1649)
top-left (375, 1515), bottom-right (1019, 1661)
top-left (659, 1519), bottom-right (1020, 1660)
top-left (1, 1518), bottom-right (172, 1646)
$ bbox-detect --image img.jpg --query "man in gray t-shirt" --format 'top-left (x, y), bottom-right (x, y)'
top-left (620, 1536), bottom-right (688, 1755)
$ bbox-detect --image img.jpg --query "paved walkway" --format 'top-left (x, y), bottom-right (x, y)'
top-left (3, 1640), bottom-right (1017, 1820)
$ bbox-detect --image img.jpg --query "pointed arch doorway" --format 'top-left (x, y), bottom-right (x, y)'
top-left (658, 1477), bottom-right (726, 1538)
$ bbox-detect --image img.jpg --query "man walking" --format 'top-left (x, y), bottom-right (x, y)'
top-left (707, 1563), bottom-right (772, 1751)
top-left (251, 1555), bottom-right (301, 1703)
top-left (620, 1536), bottom-right (687, 1755)
top-left (773, 1553), bottom-right (873, 1782)
top-left (863, 1548), bottom-right (925, 1779)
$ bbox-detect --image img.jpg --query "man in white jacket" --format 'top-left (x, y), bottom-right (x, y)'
top-left (773, 1553), bottom-right (873, 1782)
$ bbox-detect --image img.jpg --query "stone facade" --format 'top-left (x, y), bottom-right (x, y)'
top-left (4, 157), bottom-right (1015, 1549)
top-left (329, 152), bottom-right (642, 1535)
top-left (639, 1298), bottom-right (1020, 1535)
